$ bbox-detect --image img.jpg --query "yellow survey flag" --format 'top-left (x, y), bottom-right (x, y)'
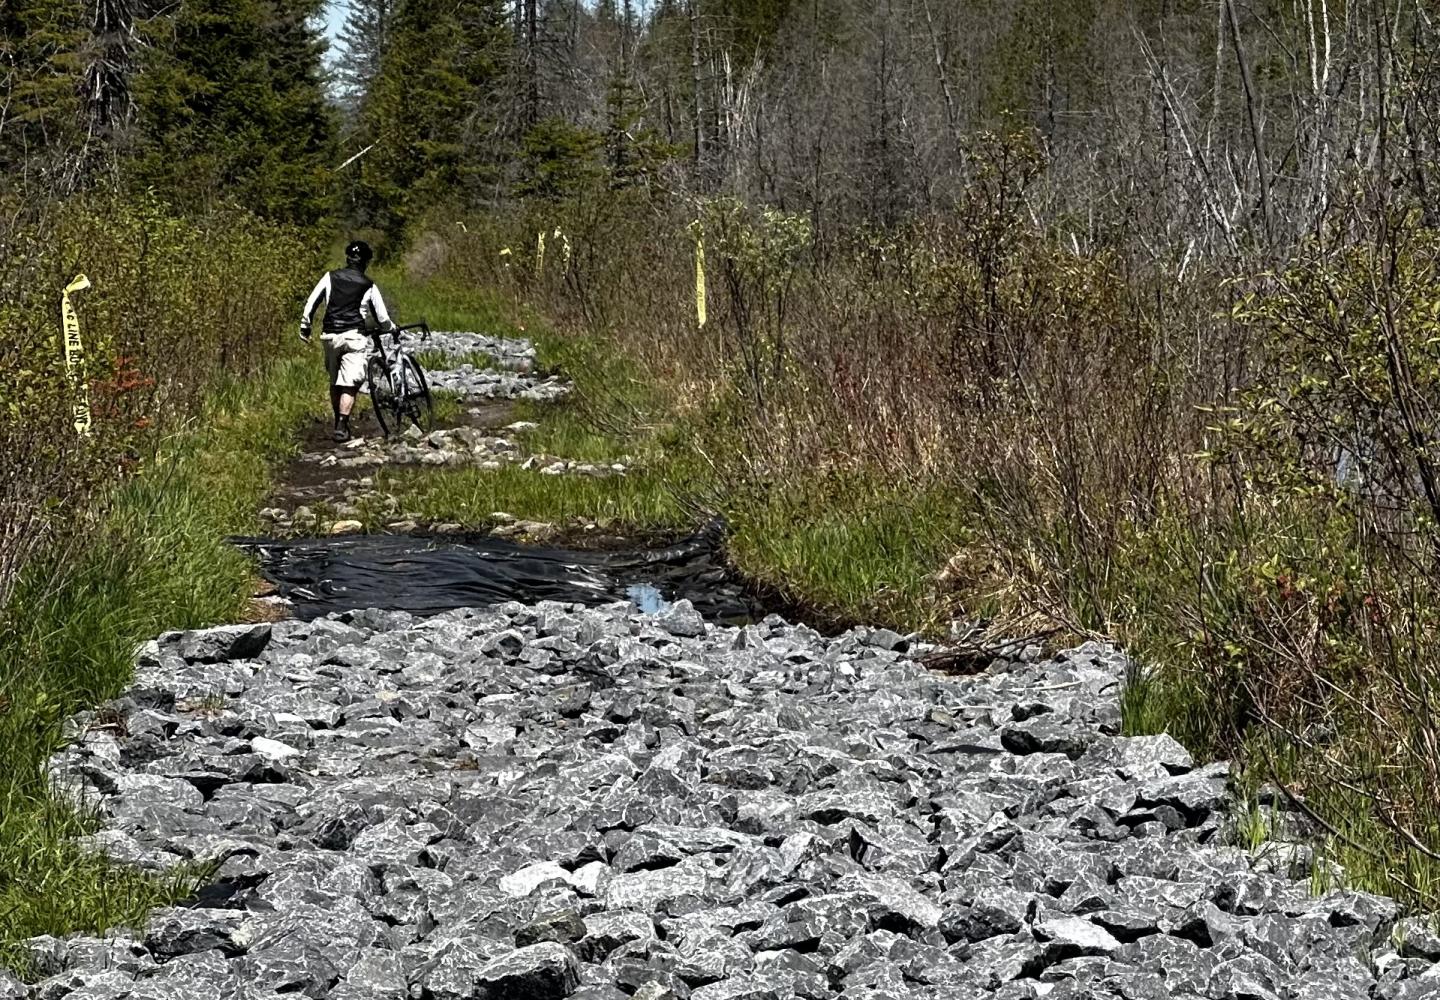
top-left (694, 227), bottom-right (707, 328)
top-left (61, 274), bottom-right (93, 436)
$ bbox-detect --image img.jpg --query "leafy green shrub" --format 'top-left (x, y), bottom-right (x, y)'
top-left (0, 188), bottom-right (319, 959)
top-left (0, 194), bottom-right (315, 611)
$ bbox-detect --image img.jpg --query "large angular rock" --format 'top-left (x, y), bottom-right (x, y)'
top-left (177, 624), bottom-right (272, 663)
top-left (474, 942), bottom-right (582, 999)
top-left (580, 913), bottom-right (657, 963)
top-left (604, 857), bottom-right (716, 912)
top-left (145, 907), bottom-right (249, 958)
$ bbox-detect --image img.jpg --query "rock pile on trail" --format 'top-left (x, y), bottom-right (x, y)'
top-left (426, 366), bottom-right (571, 403)
top-left (295, 424), bottom-right (627, 478)
top-left (424, 332), bottom-right (539, 373)
top-left (29, 605), bottom-right (1432, 1000)
top-left (395, 330), bottom-right (568, 401)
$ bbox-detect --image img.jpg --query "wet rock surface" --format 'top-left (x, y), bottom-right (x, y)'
top-left (37, 608), bottom-right (1423, 999)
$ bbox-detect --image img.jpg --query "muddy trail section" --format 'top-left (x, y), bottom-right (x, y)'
top-left (249, 330), bottom-right (770, 628)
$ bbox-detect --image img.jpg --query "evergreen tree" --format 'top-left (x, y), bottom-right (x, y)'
top-left (0, 0), bottom-right (86, 188)
top-left (334, 0), bottom-right (397, 118)
top-left (355, 0), bottom-right (511, 239)
top-left (131, 0), bottom-right (337, 225)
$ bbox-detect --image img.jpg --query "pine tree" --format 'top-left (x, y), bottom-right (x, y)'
top-left (355, 0), bottom-right (511, 238)
top-left (334, 0), bottom-right (397, 117)
top-left (0, 0), bottom-right (87, 188)
top-left (130, 0), bottom-right (337, 225)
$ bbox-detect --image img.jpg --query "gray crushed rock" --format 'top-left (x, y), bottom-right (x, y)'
top-left (400, 330), bottom-right (569, 401)
top-left (423, 331), bottom-right (538, 373)
top-left (30, 602), bottom-right (1426, 999)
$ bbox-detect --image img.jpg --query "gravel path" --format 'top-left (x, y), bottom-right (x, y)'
top-left (22, 602), bottom-right (1438, 999)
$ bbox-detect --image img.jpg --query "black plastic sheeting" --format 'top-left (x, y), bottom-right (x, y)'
top-left (234, 521), bottom-right (765, 624)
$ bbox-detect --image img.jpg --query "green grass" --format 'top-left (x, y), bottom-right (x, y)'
top-left (372, 267), bottom-right (527, 339)
top-left (0, 353), bottom-right (324, 968)
top-left (430, 389), bottom-right (463, 426)
top-left (724, 479), bottom-right (970, 631)
top-left (362, 271), bottom-right (974, 631)
top-left (378, 461), bottom-right (695, 534)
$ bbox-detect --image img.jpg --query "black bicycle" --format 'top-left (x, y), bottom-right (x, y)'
top-left (366, 321), bottom-right (435, 436)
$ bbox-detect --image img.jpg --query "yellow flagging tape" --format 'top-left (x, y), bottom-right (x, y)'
top-left (536, 231), bottom-right (547, 276)
top-left (694, 226), bottom-right (707, 329)
top-left (61, 274), bottom-right (93, 437)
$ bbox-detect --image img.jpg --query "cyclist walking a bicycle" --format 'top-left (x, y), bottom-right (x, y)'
top-left (299, 240), bottom-right (395, 441)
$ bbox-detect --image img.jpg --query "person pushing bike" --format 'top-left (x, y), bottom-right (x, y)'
top-left (299, 240), bottom-right (395, 441)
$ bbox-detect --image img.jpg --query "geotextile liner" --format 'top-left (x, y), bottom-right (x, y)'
top-left (234, 520), bottom-right (762, 623)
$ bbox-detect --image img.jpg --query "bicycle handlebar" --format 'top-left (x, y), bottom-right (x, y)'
top-left (370, 321), bottom-right (430, 346)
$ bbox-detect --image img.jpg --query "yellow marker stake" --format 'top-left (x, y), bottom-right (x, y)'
top-left (694, 228), bottom-right (707, 329)
top-left (61, 274), bottom-right (93, 436)
top-left (536, 231), bottom-right (546, 276)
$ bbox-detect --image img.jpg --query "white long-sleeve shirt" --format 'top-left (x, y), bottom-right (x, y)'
top-left (300, 271), bottom-right (396, 334)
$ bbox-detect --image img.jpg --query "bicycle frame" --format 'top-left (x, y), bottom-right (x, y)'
top-left (368, 321), bottom-right (430, 401)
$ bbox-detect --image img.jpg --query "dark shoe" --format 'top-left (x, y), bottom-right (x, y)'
top-left (332, 427), bottom-right (350, 442)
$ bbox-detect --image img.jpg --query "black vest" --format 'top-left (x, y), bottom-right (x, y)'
top-left (323, 267), bottom-right (373, 333)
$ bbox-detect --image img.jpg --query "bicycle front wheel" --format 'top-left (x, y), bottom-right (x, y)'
top-left (401, 357), bottom-right (434, 432)
top-left (367, 355), bottom-right (395, 437)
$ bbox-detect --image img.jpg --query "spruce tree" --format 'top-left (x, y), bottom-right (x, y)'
top-left (355, 0), bottom-right (511, 239)
top-left (0, 0), bottom-right (87, 188)
top-left (334, 0), bottom-right (397, 118)
top-left (130, 0), bottom-right (337, 225)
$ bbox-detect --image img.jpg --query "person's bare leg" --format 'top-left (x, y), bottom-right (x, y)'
top-left (331, 387), bottom-right (358, 441)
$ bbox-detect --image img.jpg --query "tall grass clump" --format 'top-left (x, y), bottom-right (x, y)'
top-left (398, 134), bottom-right (1440, 909)
top-left (0, 196), bottom-right (321, 962)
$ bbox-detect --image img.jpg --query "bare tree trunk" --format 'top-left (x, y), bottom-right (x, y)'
top-left (1224, 0), bottom-right (1274, 245)
top-left (525, 0), bottom-right (539, 125)
top-left (919, 0), bottom-right (961, 155)
top-left (1206, 0), bottom-right (1225, 161)
top-left (690, 0), bottom-right (704, 179)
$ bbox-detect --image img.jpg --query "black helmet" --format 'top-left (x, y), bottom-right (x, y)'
top-left (345, 239), bottom-right (373, 267)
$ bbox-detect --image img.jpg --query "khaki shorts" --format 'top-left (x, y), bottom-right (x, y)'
top-left (321, 330), bottom-right (371, 389)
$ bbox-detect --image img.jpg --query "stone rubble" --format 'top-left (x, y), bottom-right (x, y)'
top-left (291, 424), bottom-right (627, 478)
top-left (34, 604), bottom-right (1429, 1000)
top-left (422, 331), bottom-right (539, 373)
top-left (425, 366), bottom-right (571, 404)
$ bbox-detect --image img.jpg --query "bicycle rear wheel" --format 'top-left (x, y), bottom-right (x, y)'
top-left (401, 357), bottom-right (434, 432)
top-left (367, 355), bottom-right (395, 437)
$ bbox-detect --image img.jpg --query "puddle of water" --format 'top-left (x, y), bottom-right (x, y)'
top-left (626, 583), bottom-right (671, 615)
top-left (233, 522), bottom-right (767, 625)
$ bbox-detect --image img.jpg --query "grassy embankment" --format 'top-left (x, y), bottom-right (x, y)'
top-left (0, 199), bottom-right (326, 968)
top-left (374, 266), bottom-right (966, 632)
top-left (0, 357), bottom-right (326, 969)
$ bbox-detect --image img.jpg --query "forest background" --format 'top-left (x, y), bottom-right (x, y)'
top-left (8, 0), bottom-right (1440, 948)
